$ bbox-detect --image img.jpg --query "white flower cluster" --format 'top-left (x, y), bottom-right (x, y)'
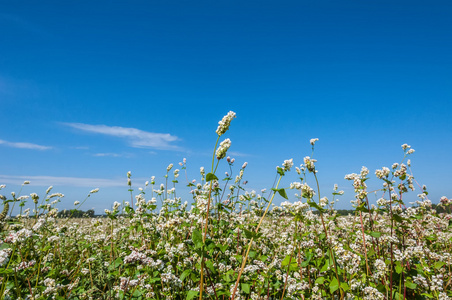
top-left (216, 111), bottom-right (236, 136)
top-left (373, 259), bottom-right (386, 278)
top-left (394, 163), bottom-right (407, 178)
top-left (345, 167), bottom-right (368, 201)
top-left (216, 138), bottom-right (231, 160)
top-left (310, 138), bottom-right (319, 145)
top-left (301, 183), bottom-right (315, 199)
top-left (43, 277), bottom-right (58, 295)
top-left (4, 228), bottom-right (33, 243)
top-left (363, 286), bottom-right (385, 300)
top-left (14, 259), bottom-right (36, 271)
top-left (32, 218), bottom-right (46, 231)
top-left (402, 143), bottom-right (415, 154)
top-left (124, 250), bottom-right (153, 265)
top-left (282, 159), bottom-right (293, 171)
top-left (440, 196), bottom-right (451, 206)
top-left (0, 249), bottom-right (11, 266)
top-left (303, 156), bottom-right (316, 173)
top-left (375, 167), bottom-right (390, 179)
top-left (90, 188), bottom-right (99, 194)
top-left (281, 201), bottom-right (309, 214)
top-left (48, 192), bottom-right (64, 199)
top-left (289, 182), bottom-right (302, 189)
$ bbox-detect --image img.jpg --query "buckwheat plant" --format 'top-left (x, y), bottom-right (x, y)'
top-left (0, 113), bottom-right (450, 300)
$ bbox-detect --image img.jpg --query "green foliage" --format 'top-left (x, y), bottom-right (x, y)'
top-left (0, 113), bottom-right (450, 300)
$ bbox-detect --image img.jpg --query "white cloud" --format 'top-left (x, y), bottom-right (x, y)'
top-left (0, 175), bottom-right (129, 188)
top-left (228, 151), bottom-right (250, 157)
top-left (63, 123), bottom-right (180, 150)
top-left (0, 139), bottom-right (52, 150)
top-left (92, 153), bottom-right (122, 157)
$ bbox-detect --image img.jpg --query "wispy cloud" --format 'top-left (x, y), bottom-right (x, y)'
top-left (63, 123), bottom-right (180, 150)
top-left (0, 175), bottom-right (128, 188)
top-left (0, 139), bottom-right (52, 150)
top-left (72, 146), bottom-right (89, 150)
top-left (228, 151), bottom-right (250, 157)
top-left (93, 153), bottom-right (122, 157)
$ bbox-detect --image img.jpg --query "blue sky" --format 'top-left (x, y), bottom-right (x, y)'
top-left (1, 0), bottom-right (451, 214)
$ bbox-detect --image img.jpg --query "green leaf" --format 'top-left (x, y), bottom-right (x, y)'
top-left (180, 270), bottom-right (191, 282)
top-left (320, 260), bottom-right (330, 272)
top-left (356, 205), bottom-right (369, 213)
top-left (186, 290), bottom-right (198, 300)
top-left (365, 231), bottom-right (382, 238)
top-left (395, 262), bottom-right (403, 274)
top-left (217, 244), bottom-right (228, 253)
top-left (308, 201), bottom-right (321, 210)
top-left (192, 229), bottom-right (203, 249)
top-left (394, 292), bottom-right (403, 300)
top-left (421, 293), bottom-right (434, 299)
top-left (276, 167), bottom-right (285, 176)
top-left (206, 173), bottom-right (218, 182)
top-left (340, 282), bottom-right (350, 292)
top-left (405, 280), bottom-right (417, 289)
top-left (241, 283), bottom-right (250, 294)
top-left (244, 228), bottom-right (254, 239)
top-left (301, 251), bottom-right (313, 267)
top-left (281, 255), bottom-right (292, 267)
top-left (277, 188), bottom-right (288, 200)
top-left (434, 261), bottom-right (445, 270)
top-left (0, 269), bottom-right (13, 275)
top-left (315, 277), bottom-right (325, 284)
top-left (392, 214), bottom-right (403, 223)
top-left (329, 277), bottom-right (339, 293)
top-left (206, 260), bottom-right (215, 273)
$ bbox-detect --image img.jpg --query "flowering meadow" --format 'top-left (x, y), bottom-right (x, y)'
top-left (1, 112), bottom-right (451, 300)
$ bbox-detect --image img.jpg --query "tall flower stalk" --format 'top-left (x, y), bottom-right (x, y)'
top-left (199, 111), bottom-right (235, 300)
top-left (231, 159), bottom-right (292, 300)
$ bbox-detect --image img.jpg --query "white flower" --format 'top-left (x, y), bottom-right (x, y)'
top-left (303, 156), bottom-right (316, 172)
top-left (282, 159), bottom-right (293, 171)
top-left (216, 111), bottom-right (236, 136)
top-left (216, 138), bottom-right (231, 160)
top-left (310, 138), bottom-right (319, 145)
top-left (90, 188), bottom-right (99, 194)
top-left (46, 186), bottom-right (53, 194)
top-left (74, 201), bottom-right (80, 206)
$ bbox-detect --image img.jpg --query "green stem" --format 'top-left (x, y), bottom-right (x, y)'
top-left (313, 172), bottom-right (343, 298)
top-left (199, 135), bottom-right (220, 300)
top-left (231, 175), bottom-right (283, 300)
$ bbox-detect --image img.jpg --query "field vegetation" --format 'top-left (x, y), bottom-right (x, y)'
top-left (1, 112), bottom-right (451, 300)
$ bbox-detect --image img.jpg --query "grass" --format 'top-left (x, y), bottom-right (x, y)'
top-left (0, 111), bottom-right (451, 300)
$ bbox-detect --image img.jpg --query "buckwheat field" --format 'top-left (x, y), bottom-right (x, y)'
top-left (1, 112), bottom-right (451, 300)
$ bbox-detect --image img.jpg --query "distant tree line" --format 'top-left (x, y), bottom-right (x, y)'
top-left (57, 209), bottom-right (95, 218)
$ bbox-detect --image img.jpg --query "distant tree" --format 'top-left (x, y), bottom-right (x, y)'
top-left (57, 209), bottom-right (95, 218)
